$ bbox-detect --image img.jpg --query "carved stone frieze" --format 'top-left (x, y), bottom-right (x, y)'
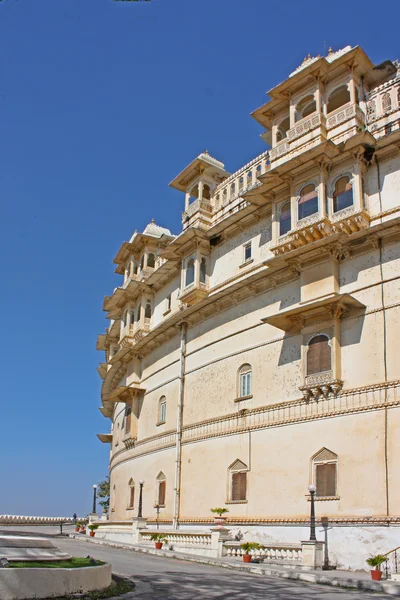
top-left (329, 242), bottom-right (350, 262)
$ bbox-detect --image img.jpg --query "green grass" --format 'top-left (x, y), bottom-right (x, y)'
top-left (9, 557), bottom-right (104, 569)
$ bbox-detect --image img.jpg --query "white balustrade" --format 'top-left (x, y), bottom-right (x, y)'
top-left (224, 541), bottom-right (302, 562)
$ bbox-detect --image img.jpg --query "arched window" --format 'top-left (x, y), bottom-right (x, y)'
top-left (382, 92), bottom-right (392, 113)
top-left (145, 302), bottom-right (152, 320)
top-left (121, 309), bottom-right (128, 333)
top-left (136, 303), bottom-right (142, 322)
top-left (147, 253), bottom-right (155, 268)
top-left (128, 309), bottom-right (134, 329)
top-left (125, 404), bottom-right (132, 434)
top-left (295, 95), bottom-right (316, 122)
top-left (203, 184), bottom-right (211, 200)
top-left (158, 396), bottom-right (166, 424)
top-left (215, 194), bottom-right (220, 209)
top-left (239, 176), bottom-right (244, 191)
top-left (333, 176), bottom-right (353, 213)
top-left (128, 479), bottom-right (135, 509)
top-left (247, 171), bottom-right (252, 187)
top-left (229, 460), bottom-right (248, 502)
top-left (307, 334), bottom-right (331, 376)
top-left (298, 184), bottom-right (318, 220)
top-left (185, 258), bottom-right (195, 287)
top-left (312, 448), bottom-right (338, 497)
top-left (133, 262), bottom-right (138, 275)
top-left (279, 201), bottom-right (291, 236)
top-left (327, 85), bottom-right (350, 113)
top-left (200, 257), bottom-right (207, 284)
top-left (238, 364), bottom-right (252, 398)
top-left (276, 116), bottom-right (290, 141)
top-left (230, 182), bottom-right (236, 198)
top-left (156, 472), bottom-right (166, 506)
top-left (223, 188), bottom-right (228, 202)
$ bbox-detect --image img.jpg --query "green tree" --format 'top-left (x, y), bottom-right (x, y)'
top-left (97, 476), bottom-right (110, 512)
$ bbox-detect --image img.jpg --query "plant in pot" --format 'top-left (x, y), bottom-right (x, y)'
top-left (79, 522), bottom-right (86, 534)
top-left (210, 507), bottom-right (229, 526)
top-left (75, 521), bottom-right (80, 533)
top-left (366, 554), bottom-right (387, 581)
top-left (88, 524), bottom-right (99, 537)
top-left (240, 542), bottom-right (261, 563)
top-left (150, 532), bottom-right (168, 550)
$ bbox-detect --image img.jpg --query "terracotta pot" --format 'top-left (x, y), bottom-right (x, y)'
top-left (75, 527), bottom-right (79, 532)
top-left (214, 517), bottom-right (226, 526)
top-left (371, 569), bottom-right (382, 581)
top-left (90, 531), bottom-right (95, 537)
top-left (243, 554), bottom-right (251, 563)
top-left (155, 542), bottom-right (163, 550)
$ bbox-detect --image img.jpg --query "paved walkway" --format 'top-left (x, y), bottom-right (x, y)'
top-left (68, 533), bottom-right (400, 596)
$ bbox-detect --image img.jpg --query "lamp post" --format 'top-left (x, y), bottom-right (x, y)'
top-left (308, 483), bottom-right (317, 541)
top-left (154, 503), bottom-right (160, 529)
top-left (138, 481), bottom-right (144, 518)
top-left (92, 485), bottom-right (97, 514)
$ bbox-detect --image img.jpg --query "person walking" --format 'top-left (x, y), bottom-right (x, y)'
top-left (72, 512), bottom-right (77, 524)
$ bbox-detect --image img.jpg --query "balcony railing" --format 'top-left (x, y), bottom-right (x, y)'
top-left (119, 321), bottom-right (151, 347)
top-left (213, 150), bottom-right (270, 204)
top-left (287, 112), bottom-right (325, 143)
top-left (224, 541), bottom-right (302, 563)
top-left (182, 199), bottom-right (213, 221)
top-left (326, 102), bottom-right (365, 130)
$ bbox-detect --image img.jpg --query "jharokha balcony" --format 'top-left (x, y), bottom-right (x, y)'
top-left (179, 282), bottom-right (209, 306)
top-left (271, 207), bottom-right (370, 257)
top-left (119, 319), bottom-right (151, 347)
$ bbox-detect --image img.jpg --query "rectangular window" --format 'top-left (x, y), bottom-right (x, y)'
top-left (240, 372), bottom-right (252, 397)
top-left (159, 402), bottom-right (166, 424)
top-left (244, 243), bottom-right (252, 262)
top-left (315, 463), bottom-right (336, 497)
top-left (125, 405), bottom-right (132, 434)
top-left (232, 472), bottom-right (247, 501)
top-left (166, 294), bottom-right (171, 311)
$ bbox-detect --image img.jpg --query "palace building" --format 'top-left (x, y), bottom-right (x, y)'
top-left (96, 45), bottom-right (400, 569)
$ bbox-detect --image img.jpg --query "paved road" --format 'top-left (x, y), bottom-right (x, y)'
top-left (47, 536), bottom-right (389, 600)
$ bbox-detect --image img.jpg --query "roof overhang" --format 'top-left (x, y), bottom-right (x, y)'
top-left (261, 293), bottom-right (365, 331)
top-left (161, 228), bottom-right (208, 260)
top-left (169, 153), bottom-right (230, 192)
top-left (97, 433), bottom-right (113, 443)
top-left (103, 280), bottom-right (148, 312)
top-left (107, 384), bottom-right (146, 403)
top-left (96, 334), bottom-right (108, 351)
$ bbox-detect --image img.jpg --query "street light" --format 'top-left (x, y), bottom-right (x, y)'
top-left (92, 485), bottom-right (97, 515)
top-left (138, 481), bottom-right (144, 518)
top-left (308, 483), bottom-right (317, 541)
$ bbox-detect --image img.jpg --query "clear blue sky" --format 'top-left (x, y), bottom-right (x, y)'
top-left (0, 0), bottom-right (398, 517)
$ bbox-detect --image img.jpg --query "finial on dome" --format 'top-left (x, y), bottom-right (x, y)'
top-left (328, 47), bottom-right (333, 55)
top-left (307, 53), bottom-right (311, 59)
top-left (205, 149), bottom-right (209, 154)
top-left (151, 218), bottom-right (155, 223)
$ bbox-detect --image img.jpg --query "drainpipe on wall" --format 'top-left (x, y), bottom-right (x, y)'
top-left (173, 321), bottom-right (187, 530)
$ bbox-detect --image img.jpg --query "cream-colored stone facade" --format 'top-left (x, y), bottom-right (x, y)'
top-left (97, 46), bottom-right (400, 566)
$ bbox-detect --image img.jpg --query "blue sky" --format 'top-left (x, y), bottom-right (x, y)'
top-left (0, 0), bottom-right (398, 517)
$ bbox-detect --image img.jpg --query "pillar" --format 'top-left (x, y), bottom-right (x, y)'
top-left (272, 201), bottom-right (279, 243)
top-left (352, 154), bottom-right (363, 211)
top-left (198, 180), bottom-right (204, 203)
top-left (301, 540), bottom-right (325, 569)
top-left (210, 527), bottom-right (231, 558)
top-left (348, 76), bottom-right (357, 105)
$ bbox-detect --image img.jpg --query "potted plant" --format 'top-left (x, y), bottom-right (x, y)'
top-left (150, 532), bottom-right (167, 550)
top-left (79, 523), bottom-right (86, 534)
top-left (75, 521), bottom-right (80, 533)
top-left (241, 542), bottom-right (261, 563)
top-left (366, 554), bottom-right (387, 581)
top-left (88, 524), bottom-right (99, 538)
top-left (210, 507), bottom-right (229, 526)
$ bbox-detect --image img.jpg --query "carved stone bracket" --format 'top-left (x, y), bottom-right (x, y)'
top-left (299, 377), bottom-right (343, 401)
top-left (329, 241), bottom-right (350, 262)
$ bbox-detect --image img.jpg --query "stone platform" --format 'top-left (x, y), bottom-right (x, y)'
top-left (0, 535), bottom-right (71, 562)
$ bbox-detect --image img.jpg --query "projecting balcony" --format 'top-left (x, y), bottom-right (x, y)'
top-left (182, 199), bottom-right (213, 231)
top-left (179, 282), bottom-right (209, 306)
top-left (270, 207), bottom-right (370, 257)
top-left (326, 102), bottom-right (366, 134)
top-left (119, 320), bottom-right (151, 347)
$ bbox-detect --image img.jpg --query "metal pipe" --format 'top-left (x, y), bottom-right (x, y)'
top-left (173, 321), bottom-right (187, 529)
